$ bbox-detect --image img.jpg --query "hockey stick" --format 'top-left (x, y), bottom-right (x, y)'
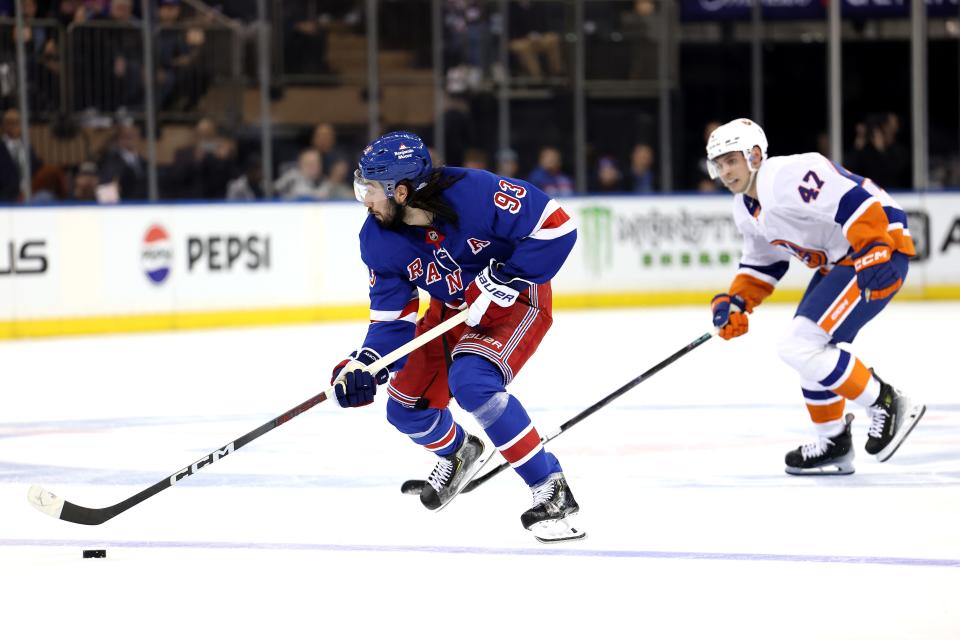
top-left (28, 309), bottom-right (470, 526)
top-left (401, 330), bottom-right (714, 496)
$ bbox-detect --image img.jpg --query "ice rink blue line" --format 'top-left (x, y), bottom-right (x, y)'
top-left (2, 538), bottom-right (959, 568)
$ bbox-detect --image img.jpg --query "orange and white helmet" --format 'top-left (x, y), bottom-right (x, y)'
top-left (705, 118), bottom-right (768, 179)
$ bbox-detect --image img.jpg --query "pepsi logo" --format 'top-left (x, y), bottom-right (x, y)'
top-left (142, 224), bottom-right (172, 284)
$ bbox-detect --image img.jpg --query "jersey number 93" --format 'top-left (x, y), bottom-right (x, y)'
top-left (494, 179), bottom-right (526, 213)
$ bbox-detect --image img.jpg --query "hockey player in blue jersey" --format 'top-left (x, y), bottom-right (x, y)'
top-left (330, 131), bottom-right (583, 542)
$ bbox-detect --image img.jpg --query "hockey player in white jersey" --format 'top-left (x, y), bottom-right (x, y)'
top-left (705, 118), bottom-right (925, 475)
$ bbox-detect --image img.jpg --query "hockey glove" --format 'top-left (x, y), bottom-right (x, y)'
top-left (851, 242), bottom-right (902, 302)
top-left (711, 293), bottom-right (749, 340)
top-left (330, 348), bottom-right (390, 408)
top-left (464, 259), bottom-right (532, 328)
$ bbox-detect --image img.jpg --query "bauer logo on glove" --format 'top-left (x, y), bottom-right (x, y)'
top-left (477, 269), bottom-right (519, 306)
top-left (464, 260), bottom-right (532, 328)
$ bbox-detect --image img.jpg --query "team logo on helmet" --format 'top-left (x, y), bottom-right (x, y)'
top-left (358, 131), bottom-right (432, 198)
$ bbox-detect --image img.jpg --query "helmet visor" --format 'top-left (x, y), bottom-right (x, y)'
top-left (706, 158), bottom-right (720, 180)
top-left (353, 169), bottom-right (388, 204)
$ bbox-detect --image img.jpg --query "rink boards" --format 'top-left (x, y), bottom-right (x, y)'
top-left (1, 193), bottom-right (959, 338)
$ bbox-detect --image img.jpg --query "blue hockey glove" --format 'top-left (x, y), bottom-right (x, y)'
top-left (851, 242), bottom-right (902, 302)
top-left (330, 348), bottom-right (390, 408)
top-left (710, 293), bottom-right (749, 340)
top-left (463, 260), bottom-right (532, 328)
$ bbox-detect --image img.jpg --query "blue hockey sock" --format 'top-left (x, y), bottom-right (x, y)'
top-left (483, 395), bottom-right (561, 486)
top-left (450, 355), bottom-right (561, 486)
top-left (386, 400), bottom-right (464, 457)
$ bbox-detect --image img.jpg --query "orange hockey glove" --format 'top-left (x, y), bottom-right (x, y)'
top-left (711, 293), bottom-right (749, 340)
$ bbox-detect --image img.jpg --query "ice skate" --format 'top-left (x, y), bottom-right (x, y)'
top-left (865, 371), bottom-right (926, 462)
top-left (521, 472), bottom-right (586, 543)
top-left (785, 414), bottom-right (855, 475)
top-left (420, 434), bottom-right (491, 511)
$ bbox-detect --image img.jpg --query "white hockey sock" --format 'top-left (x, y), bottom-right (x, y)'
top-left (814, 418), bottom-right (847, 439)
top-left (851, 375), bottom-right (881, 407)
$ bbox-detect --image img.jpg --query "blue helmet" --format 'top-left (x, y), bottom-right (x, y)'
top-left (357, 131), bottom-right (432, 198)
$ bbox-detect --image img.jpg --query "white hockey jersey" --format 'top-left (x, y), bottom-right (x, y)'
top-left (727, 152), bottom-right (915, 310)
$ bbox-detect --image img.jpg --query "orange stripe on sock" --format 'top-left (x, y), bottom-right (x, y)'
top-left (806, 399), bottom-right (846, 424)
top-left (833, 359), bottom-right (872, 399)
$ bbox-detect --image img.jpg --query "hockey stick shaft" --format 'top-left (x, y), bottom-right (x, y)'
top-left (401, 330), bottom-right (714, 495)
top-left (29, 309), bottom-right (470, 526)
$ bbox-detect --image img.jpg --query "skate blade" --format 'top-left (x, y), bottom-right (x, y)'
top-left (528, 515), bottom-right (587, 544)
top-left (875, 402), bottom-right (926, 463)
top-left (785, 464), bottom-right (855, 476)
top-left (431, 444), bottom-right (497, 513)
top-left (785, 451), bottom-right (855, 476)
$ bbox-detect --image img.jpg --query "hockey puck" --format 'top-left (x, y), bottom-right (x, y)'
top-left (82, 549), bottom-right (106, 559)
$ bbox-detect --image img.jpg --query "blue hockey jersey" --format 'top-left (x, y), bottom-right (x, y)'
top-left (356, 167), bottom-right (577, 364)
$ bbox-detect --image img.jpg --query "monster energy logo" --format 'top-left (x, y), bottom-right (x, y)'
top-left (579, 204), bottom-right (742, 272)
top-left (580, 206), bottom-right (614, 274)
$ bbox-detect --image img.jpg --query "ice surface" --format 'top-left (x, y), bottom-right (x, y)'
top-left (2, 303), bottom-right (958, 639)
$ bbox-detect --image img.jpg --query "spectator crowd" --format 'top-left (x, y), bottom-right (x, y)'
top-left (0, 1), bottom-right (955, 204)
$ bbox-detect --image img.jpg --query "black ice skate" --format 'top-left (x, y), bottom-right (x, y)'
top-left (420, 434), bottom-right (490, 511)
top-left (865, 371), bottom-right (926, 462)
top-left (521, 472), bottom-right (586, 543)
top-left (785, 414), bottom-right (855, 475)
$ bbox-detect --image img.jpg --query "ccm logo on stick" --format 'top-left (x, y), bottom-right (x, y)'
top-left (187, 235), bottom-right (271, 271)
top-left (169, 443), bottom-right (235, 485)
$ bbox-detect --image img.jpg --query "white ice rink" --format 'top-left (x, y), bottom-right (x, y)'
top-left (2, 303), bottom-right (958, 639)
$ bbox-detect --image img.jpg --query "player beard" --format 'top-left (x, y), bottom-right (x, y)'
top-left (370, 200), bottom-right (405, 230)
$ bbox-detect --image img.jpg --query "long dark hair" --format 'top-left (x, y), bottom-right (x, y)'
top-left (400, 168), bottom-right (463, 227)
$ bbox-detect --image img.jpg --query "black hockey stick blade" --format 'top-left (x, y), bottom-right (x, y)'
top-left (400, 331), bottom-right (714, 496)
top-left (28, 389), bottom-right (333, 525)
